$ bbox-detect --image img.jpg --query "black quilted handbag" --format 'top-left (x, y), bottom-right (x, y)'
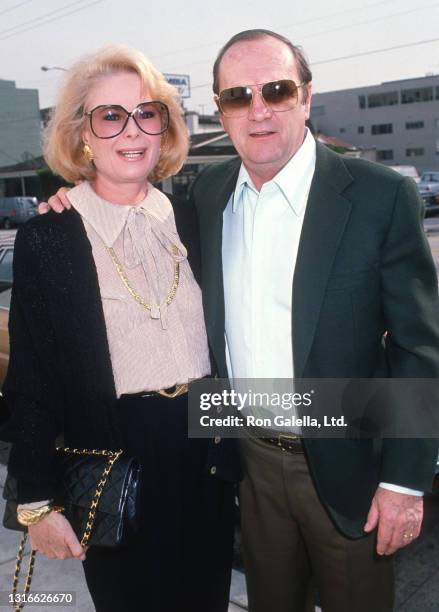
top-left (3, 448), bottom-right (141, 610)
top-left (3, 447), bottom-right (142, 547)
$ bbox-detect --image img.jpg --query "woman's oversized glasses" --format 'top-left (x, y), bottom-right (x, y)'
top-left (84, 101), bottom-right (169, 139)
top-left (216, 79), bottom-right (306, 118)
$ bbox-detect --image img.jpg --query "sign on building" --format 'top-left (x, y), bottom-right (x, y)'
top-left (164, 74), bottom-right (191, 99)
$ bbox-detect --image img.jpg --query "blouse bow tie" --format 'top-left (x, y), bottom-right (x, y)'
top-left (121, 206), bottom-right (187, 326)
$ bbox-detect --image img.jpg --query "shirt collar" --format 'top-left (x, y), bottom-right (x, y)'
top-left (66, 181), bottom-right (172, 246)
top-left (232, 127), bottom-right (316, 216)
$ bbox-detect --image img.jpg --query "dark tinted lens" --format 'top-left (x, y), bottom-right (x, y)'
top-left (262, 80), bottom-right (298, 110)
top-left (219, 86), bottom-right (253, 116)
top-left (134, 102), bottom-right (169, 135)
top-left (91, 106), bottom-right (128, 138)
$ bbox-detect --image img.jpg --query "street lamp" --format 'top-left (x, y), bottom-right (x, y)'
top-left (40, 65), bottom-right (67, 72)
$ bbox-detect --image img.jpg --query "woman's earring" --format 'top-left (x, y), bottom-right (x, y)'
top-left (83, 143), bottom-right (94, 162)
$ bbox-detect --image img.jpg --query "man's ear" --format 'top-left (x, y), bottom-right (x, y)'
top-left (303, 82), bottom-right (312, 119)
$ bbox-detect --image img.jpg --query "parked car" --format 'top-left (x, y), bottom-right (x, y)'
top-left (0, 232), bottom-right (15, 386)
top-left (417, 171), bottom-right (439, 217)
top-left (0, 197), bottom-right (38, 229)
top-left (0, 288), bottom-right (11, 386)
top-left (389, 165), bottom-right (420, 183)
top-left (419, 171), bottom-right (439, 191)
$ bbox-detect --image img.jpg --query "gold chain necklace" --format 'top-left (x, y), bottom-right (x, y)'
top-left (106, 244), bottom-right (180, 312)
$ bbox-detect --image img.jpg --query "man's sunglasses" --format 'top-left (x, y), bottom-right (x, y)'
top-left (84, 101), bottom-right (169, 139)
top-left (215, 79), bottom-right (306, 118)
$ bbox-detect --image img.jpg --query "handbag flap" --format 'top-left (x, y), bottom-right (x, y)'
top-left (57, 454), bottom-right (137, 517)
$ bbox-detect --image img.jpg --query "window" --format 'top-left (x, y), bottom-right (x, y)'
top-left (358, 126), bottom-right (364, 134)
top-left (422, 172), bottom-right (439, 181)
top-left (311, 105), bottom-right (326, 117)
top-left (406, 147), bottom-right (424, 157)
top-left (358, 95), bottom-right (366, 109)
top-left (371, 123), bottom-right (393, 135)
top-left (405, 121), bottom-right (424, 130)
top-left (367, 92), bottom-right (398, 108)
top-left (339, 127), bottom-right (346, 133)
top-left (401, 87), bottom-right (433, 104)
top-left (377, 150), bottom-right (393, 161)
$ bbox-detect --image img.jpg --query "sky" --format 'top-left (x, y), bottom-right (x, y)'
top-left (1, 0), bottom-right (439, 113)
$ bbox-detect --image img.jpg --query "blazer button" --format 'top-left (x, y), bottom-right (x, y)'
top-left (210, 466), bottom-right (217, 475)
top-left (214, 436), bottom-right (222, 444)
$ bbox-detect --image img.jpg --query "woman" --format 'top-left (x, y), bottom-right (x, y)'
top-left (2, 45), bottom-right (239, 612)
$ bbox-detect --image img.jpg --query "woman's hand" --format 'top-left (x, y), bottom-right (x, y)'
top-left (38, 187), bottom-right (72, 214)
top-left (28, 511), bottom-right (86, 561)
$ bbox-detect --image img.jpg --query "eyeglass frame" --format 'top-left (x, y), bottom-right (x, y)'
top-left (84, 101), bottom-right (170, 139)
top-left (215, 79), bottom-right (307, 118)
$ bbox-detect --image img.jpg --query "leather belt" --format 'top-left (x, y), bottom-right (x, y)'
top-left (261, 433), bottom-right (304, 454)
top-left (131, 383), bottom-right (188, 400)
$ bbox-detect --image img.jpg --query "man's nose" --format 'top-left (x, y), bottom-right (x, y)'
top-left (247, 88), bottom-right (273, 121)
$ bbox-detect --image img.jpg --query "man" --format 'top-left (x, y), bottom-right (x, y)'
top-left (189, 29), bottom-right (439, 611)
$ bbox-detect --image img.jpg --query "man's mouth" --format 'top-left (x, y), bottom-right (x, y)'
top-left (249, 131), bottom-right (275, 138)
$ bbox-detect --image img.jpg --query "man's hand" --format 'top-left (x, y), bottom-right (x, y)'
top-left (364, 487), bottom-right (423, 555)
top-left (38, 187), bottom-right (72, 214)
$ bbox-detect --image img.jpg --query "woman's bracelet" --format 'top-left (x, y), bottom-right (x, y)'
top-left (17, 504), bottom-right (64, 527)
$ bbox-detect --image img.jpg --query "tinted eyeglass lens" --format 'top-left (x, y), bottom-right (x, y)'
top-left (219, 80), bottom-right (300, 117)
top-left (262, 80), bottom-right (298, 110)
top-left (90, 102), bottom-right (169, 137)
top-left (219, 86), bottom-right (253, 116)
top-left (134, 102), bottom-right (169, 135)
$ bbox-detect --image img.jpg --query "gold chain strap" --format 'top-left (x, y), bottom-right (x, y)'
top-left (12, 533), bottom-right (36, 611)
top-left (106, 244), bottom-right (180, 312)
top-left (11, 447), bottom-right (123, 609)
top-left (58, 448), bottom-right (124, 546)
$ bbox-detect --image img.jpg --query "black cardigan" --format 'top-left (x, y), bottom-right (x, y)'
top-left (2, 196), bottom-right (240, 503)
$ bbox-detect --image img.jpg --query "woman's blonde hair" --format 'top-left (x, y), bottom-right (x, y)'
top-left (44, 45), bottom-right (189, 183)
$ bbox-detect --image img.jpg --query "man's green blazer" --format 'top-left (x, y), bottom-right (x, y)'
top-left (190, 141), bottom-right (439, 538)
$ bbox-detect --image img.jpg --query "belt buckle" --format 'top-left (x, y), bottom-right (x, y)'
top-left (279, 433), bottom-right (300, 444)
top-left (278, 433), bottom-right (301, 453)
top-left (157, 383), bottom-right (188, 399)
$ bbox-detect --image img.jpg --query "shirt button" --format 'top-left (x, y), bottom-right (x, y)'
top-left (210, 466), bottom-right (217, 475)
top-left (214, 436), bottom-right (222, 444)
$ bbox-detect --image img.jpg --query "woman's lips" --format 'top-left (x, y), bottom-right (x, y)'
top-left (117, 149), bottom-right (146, 160)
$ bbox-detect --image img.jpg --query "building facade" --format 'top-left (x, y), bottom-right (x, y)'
top-left (0, 79), bottom-right (41, 172)
top-left (311, 75), bottom-right (439, 172)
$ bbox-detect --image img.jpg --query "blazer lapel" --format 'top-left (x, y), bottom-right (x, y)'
top-left (198, 160), bottom-right (240, 376)
top-left (293, 144), bottom-right (354, 378)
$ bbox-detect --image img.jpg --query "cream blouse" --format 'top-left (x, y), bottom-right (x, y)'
top-left (67, 181), bottom-right (211, 396)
